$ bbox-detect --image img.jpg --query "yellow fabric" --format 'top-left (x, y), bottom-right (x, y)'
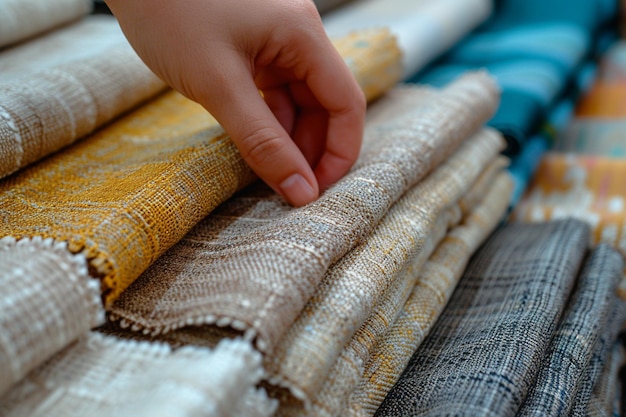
top-left (0, 29), bottom-right (402, 306)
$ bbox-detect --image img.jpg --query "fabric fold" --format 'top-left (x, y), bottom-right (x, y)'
top-left (0, 333), bottom-right (276, 417)
top-left (107, 73), bottom-right (500, 353)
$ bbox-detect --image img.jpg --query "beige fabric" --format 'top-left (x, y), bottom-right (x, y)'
top-left (0, 16), bottom-right (166, 179)
top-left (0, 0), bottom-right (92, 48)
top-left (108, 72), bottom-right (500, 354)
top-left (0, 236), bottom-right (103, 397)
top-left (265, 129), bottom-right (505, 403)
top-left (0, 333), bottom-right (276, 417)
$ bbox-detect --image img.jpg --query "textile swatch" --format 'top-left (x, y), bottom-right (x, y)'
top-left (0, 27), bottom-right (402, 306)
top-left (0, 236), bottom-right (103, 397)
top-left (0, 333), bottom-right (276, 417)
top-left (266, 128), bottom-right (505, 403)
top-left (374, 219), bottom-right (590, 417)
top-left (322, 0), bottom-right (493, 79)
top-left (0, 0), bottom-right (91, 48)
top-left (108, 72), bottom-right (500, 354)
top-left (517, 244), bottom-right (624, 416)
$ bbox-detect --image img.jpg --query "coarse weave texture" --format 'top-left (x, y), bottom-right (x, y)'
top-left (585, 336), bottom-right (625, 416)
top-left (0, 16), bottom-right (166, 179)
top-left (374, 219), bottom-right (590, 417)
top-left (108, 72), bottom-right (500, 353)
top-left (266, 128), bottom-right (505, 403)
top-left (0, 27), bottom-right (402, 305)
top-left (344, 173), bottom-right (513, 417)
top-left (517, 244), bottom-right (623, 416)
top-left (292, 172), bottom-right (513, 417)
top-left (0, 236), bottom-right (103, 396)
top-left (0, 0), bottom-right (91, 48)
top-left (0, 333), bottom-right (276, 417)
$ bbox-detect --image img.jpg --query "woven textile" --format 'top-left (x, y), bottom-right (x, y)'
top-left (0, 333), bottom-right (276, 417)
top-left (0, 16), bottom-right (166, 179)
top-left (585, 337), bottom-right (625, 416)
top-left (0, 237), bottom-right (103, 396)
top-left (322, 0), bottom-right (493, 79)
top-left (0, 27), bottom-right (402, 306)
top-left (374, 219), bottom-right (590, 417)
top-left (266, 129), bottom-right (505, 403)
top-left (107, 73), bottom-right (500, 353)
top-left (517, 244), bottom-right (623, 416)
top-left (0, 0), bottom-right (91, 48)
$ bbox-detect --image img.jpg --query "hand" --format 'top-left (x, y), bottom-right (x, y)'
top-left (105, 0), bottom-right (366, 206)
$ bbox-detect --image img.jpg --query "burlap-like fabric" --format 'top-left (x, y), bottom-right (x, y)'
top-left (0, 333), bottom-right (276, 417)
top-left (0, 27), bottom-right (402, 305)
top-left (266, 128), bottom-right (505, 403)
top-left (585, 337), bottom-right (625, 416)
top-left (0, 0), bottom-right (91, 48)
top-left (108, 73), bottom-right (500, 353)
top-left (0, 16), bottom-right (166, 179)
top-left (290, 172), bottom-right (513, 417)
top-left (375, 219), bottom-right (590, 417)
top-left (517, 244), bottom-right (623, 416)
top-left (0, 236), bottom-right (103, 396)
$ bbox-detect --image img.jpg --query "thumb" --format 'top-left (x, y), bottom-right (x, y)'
top-left (199, 59), bottom-right (319, 207)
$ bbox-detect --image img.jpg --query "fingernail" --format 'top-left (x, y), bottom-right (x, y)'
top-left (279, 173), bottom-right (317, 207)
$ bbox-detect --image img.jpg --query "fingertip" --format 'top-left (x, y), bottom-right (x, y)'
top-left (278, 172), bottom-right (319, 207)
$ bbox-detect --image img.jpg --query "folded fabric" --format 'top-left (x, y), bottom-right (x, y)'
top-left (322, 0), bottom-right (493, 79)
top-left (0, 236), bottom-right (103, 397)
top-left (0, 0), bottom-right (91, 48)
top-left (517, 244), bottom-right (623, 416)
top-left (0, 333), bottom-right (276, 417)
top-left (266, 129), bottom-right (505, 405)
top-left (0, 27), bottom-right (402, 306)
top-left (107, 73), bottom-right (500, 355)
top-left (413, 0), bottom-right (617, 155)
top-left (0, 16), bottom-right (166, 179)
top-left (375, 219), bottom-right (590, 417)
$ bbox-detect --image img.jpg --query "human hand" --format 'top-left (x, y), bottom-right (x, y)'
top-left (105, 0), bottom-right (366, 206)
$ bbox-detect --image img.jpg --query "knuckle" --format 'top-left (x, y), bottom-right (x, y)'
top-left (238, 125), bottom-right (287, 167)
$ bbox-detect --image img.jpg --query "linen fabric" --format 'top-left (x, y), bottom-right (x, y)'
top-left (0, 333), bottom-right (276, 417)
top-left (0, 27), bottom-right (402, 306)
top-left (585, 337), bottom-right (625, 416)
top-left (0, 236), bottom-right (103, 396)
top-left (517, 244), bottom-right (624, 416)
top-left (322, 0), bottom-right (493, 79)
top-left (107, 73), bottom-right (500, 354)
top-left (374, 219), bottom-right (590, 417)
top-left (266, 128), bottom-right (505, 404)
top-left (0, 0), bottom-right (91, 48)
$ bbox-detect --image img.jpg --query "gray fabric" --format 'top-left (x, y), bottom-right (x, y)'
top-left (518, 244), bottom-right (624, 416)
top-left (374, 219), bottom-right (590, 417)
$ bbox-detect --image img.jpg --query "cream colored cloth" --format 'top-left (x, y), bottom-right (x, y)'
top-left (0, 333), bottom-right (276, 417)
top-left (265, 129), bottom-right (505, 404)
top-left (108, 73), bottom-right (500, 355)
top-left (0, 0), bottom-right (91, 48)
top-left (0, 236), bottom-right (103, 397)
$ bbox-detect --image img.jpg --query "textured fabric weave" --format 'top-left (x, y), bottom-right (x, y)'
top-left (374, 219), bottom-right (590, 417)
top-left (266, 128), bottom-right (505, 403)
top-left (517, 244), bottom-right (623, 416)
top-left (0, 333), bottom-right (276, 417)
top-left (0, 0), bottom-right (91, 48)
top-left (0, 236), bottom-right (103, 396)
top-left (108, 73), bottom-right (500, 353)
top-left (0, 28), bottom-right (402, 305)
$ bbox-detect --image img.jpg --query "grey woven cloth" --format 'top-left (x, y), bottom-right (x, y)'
top-left (517, 244), bottom-right (624, 416)
top-left (374, 219), bottom-right (590, 417)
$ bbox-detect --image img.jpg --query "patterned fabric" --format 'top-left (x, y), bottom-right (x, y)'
top-left (266, 129), bottom-right (505, 405)
top-left (322, 0), bottom-right (493, 79)
top-left (517, 244), bottom-right (623, 416)
top-left (584, 336), bottom-right (625, 416)
top-left (0, 28), bottom-right (402, 306)
top-left (107, 73), bottom-right (500, 354)
top-left (0, 0), bottom-right (91, 48)
top-left (413, 0), bottom-right (617, 156)
top-left (0, 237), bottom-right (103, 397)
top-left (0, 333), bottom-right (276, 417)
top-left (375, 219), bottom-right (590, 417)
